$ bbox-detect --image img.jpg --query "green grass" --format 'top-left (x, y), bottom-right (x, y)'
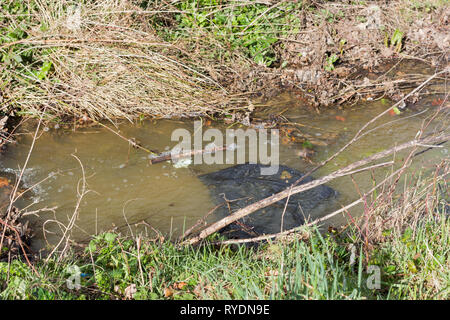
top-left (162, 0), bottom-right (303, 67)
top-left (372, 215), bottom-right (450, 299)
top-left (0, 228), bottom-right (364, 300)
top-left (1, 208), bottom-right (448, 300)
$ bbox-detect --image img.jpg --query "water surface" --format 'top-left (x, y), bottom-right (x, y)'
top-left (0, 92), bottom-right (447, 250)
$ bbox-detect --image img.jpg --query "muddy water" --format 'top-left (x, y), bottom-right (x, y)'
top-left (0, 94), bottom-right (448, 251)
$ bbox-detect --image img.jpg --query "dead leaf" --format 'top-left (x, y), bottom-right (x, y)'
top-left (124, 284), bottom-right (137, 300)
top-left (285, 128), bottom-right (294, 134)
top-left (431, 98), bottom-right (444, 106)
top-left (280, 171), bottom-right (292, 180)
top-left (175, 282), bottom-right (188, 290)
top-left (281, 136), bottom-right (291, 145)
top-left (0, 177), bottom-right (9, 188)
top-left (164, 287), bottom-right (173, 298)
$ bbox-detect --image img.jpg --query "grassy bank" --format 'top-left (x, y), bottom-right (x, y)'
top-left (1, 0), bottom-right (448, 121)
top-left (1, 168), bottom-right (448, 300)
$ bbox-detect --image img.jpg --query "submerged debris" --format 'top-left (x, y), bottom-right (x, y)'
top-left (0, 177), bottom-right (33, 261)
top-left (198, 163), bottom-right (338, 239)
top-left (0, 116), bottom-right (9, 152)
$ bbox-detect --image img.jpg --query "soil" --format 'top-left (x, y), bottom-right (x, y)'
top-left (222, 2), bottom-right (449, 110)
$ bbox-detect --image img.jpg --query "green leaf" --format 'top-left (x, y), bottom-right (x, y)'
top-left (392, 106), bottom-right (401, 115)
top-left (407, 260), bottom-right (417, 273)
top-left (36, 61), bottom-right (52, 80)
top-left (104, 232), bottom-right (117, 243)
top-left (390, 29), bottom-right (403, 52)
top-left (88, 241), bottom-right (97, 252)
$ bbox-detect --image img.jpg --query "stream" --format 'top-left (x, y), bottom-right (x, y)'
top-left (0, 91), bottom-right (448, 251)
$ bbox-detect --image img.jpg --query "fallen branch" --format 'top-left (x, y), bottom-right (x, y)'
top-left (213, 161), bottom-right (414, 245)
top-left (179, 204), bottom-right (223, 241)
top-left (149, 144), bottom-right (233, 165)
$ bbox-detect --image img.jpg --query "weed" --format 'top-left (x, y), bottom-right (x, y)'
top-left (385, 28), bottom-right (404, 53)
top-left (170, 0), bottom-right (303, 66)
top-left (324, 53), bottom-right (339, 71)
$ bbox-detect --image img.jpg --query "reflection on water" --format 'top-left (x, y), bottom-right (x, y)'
top-left (0, 92), bottom-right (447, 250)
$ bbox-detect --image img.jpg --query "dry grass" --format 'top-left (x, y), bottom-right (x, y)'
top-left (363, 162), bottom-right (449, 299)
top-left (1, 0), bottom-right (249, 121)
top-left (362, 160), bottom-right (449, 246)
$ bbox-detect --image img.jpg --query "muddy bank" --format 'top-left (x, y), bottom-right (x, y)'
top-left (233, 2), bottom-right (449, 108)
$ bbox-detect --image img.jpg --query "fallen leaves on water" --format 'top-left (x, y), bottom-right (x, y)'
top-left (431, 98), bottom-right (444, 106)
top-left (335, 115), bottom-right (346, 122)
top-left (0, 177), bottom-right (10, 188)
top-left (389, 106), bottom-right (401, 116)
top-left (281, 136), bottom-right (291, 145)
top-left (284, 128), bottom-right (294, 135)
top-left (280, 170), bottom-right (292, 180)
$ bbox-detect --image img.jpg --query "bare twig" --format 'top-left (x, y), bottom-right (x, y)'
top-left (45, 154), bottom-right (91, 262)
top-left (149, 144), bottom-right (232, 165)
top-left (179, 204), bottom-right (223, 241)
top-left (0, 110), bottom-right (44, 253)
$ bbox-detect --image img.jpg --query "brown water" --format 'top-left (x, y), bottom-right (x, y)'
top-left (0, 93), bottom-right (448, 251)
